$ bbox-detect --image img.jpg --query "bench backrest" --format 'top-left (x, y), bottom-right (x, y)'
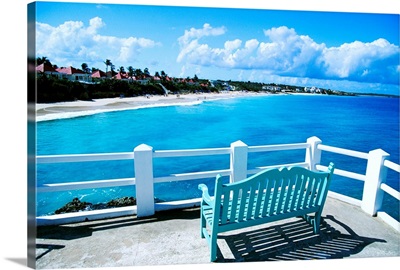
top-left (213, 163), bottom-right (335, 225)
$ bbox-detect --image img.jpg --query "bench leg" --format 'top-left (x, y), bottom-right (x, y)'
top-left (210, 229), bottom-right (218, 262)
top-left (302, 212), bottom-right (321, 234)
top-left (313, 211), bottom-right (322, 234)
top-left (199, 207), bottom-right (218, 261)
top-left (200, 211), bottom-right (206, 238)
top-left (201, 223), bottom-right (218, 261)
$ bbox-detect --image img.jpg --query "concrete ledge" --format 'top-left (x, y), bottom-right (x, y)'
top-left (36, 206), bottom-right (137, 226)
top-left (36, 198), bottom-right (202, 226)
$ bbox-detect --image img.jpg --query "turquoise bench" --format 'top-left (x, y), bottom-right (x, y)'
top-left (198, 163), bottom-right (335, 261)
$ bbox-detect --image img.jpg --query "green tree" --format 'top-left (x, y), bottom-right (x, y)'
top-left (81, 63), bottom-right (91, 73)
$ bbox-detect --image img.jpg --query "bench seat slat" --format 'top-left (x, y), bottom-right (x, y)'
top-left (220, 190), bottom-right (230, 224)
top-left (229, 188), bottom-right (240, 224)
top-left (262, 179), bottom-right (274, 217)
top-left (268, 179), bottom-right (279, 216)
top-left (291, 176), bottom-right (304, 211)
top-left (254, 178), bottom-right (266, 218)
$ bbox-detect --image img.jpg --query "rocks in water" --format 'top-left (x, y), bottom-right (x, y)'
top-left (54, 196), bottom-right (138, 214)
top-left (54, 198), bottom-right (92, 214)
top-left (106, 196), bottom-right (136, 207)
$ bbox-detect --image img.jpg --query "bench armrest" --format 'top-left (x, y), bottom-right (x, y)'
top-left (198, 184), bottom-right (214, 206)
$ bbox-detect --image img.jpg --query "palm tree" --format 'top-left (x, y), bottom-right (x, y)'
top-left (160, 70), bottom-right (167, 83)
top-left (134, 68), bottom-right (143, 79)
top-left (118, 66), bottom-right (125, 73)
top-left (144, 67), bottom-right (150, 77)
top-left (104, 59), bottom-right (112, 78)
top-left (127, 66), bottom-right (135, 83)
top-left (110, 64), bottom-right (116, 77)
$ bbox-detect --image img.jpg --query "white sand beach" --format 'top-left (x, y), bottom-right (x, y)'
top-left (35, 91), bottom-right (271, 121)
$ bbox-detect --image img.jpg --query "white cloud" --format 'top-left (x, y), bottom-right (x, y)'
top-left (87, 17), bottom-right (105, 35)
top-left (176, 24), bottom-right (399, 85)
top-left (178, 23), bottom-right (226, 46)
top-left (36, 17), bottom-right (159, 68)
top-left (256, 26), bottom-right (326, 76)
top-left (321, 38), bottom-right (399, 84)
top-left (177, 23), bottom-right (227, 64)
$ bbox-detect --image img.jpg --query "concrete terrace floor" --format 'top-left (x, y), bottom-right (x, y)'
top-left (35, 196), bottom-right (400, 269)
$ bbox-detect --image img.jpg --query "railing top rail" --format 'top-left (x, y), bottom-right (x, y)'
top-left (153, 147), bottom-right (230, 158)
top-left (248, 142), bottom-right (310, 153)
top-left (384, 159), bottom-right (400, 173)
top-left (36, 142), bottom-right (310, 163)
top-left (37, 152), bottom-right (135, 164)
top-left (380, 183), bottom-right (400, 201)
top-left (318, 144), bottom-right (369, 159)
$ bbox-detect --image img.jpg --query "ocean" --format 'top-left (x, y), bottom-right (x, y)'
top-left (36, 94), bottom-right (400, 219)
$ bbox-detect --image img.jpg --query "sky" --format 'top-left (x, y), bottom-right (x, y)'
top-left (32, 1), bottom-right (399, 94)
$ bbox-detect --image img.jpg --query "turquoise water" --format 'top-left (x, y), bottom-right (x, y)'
top-left (36, 94), bottom-right (400, 218)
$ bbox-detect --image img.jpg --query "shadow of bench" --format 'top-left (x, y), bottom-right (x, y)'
top-left (217, 214), bottom-right (386, 262)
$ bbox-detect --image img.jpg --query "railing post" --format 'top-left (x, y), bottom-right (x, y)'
top-left (361, 149), bottom-right (390, 216)
top-left (134, 144), bottom-right (155, 217)
top-left (305, 136), bottom-right (322, 171)
top-left (230, 140), bottom-right (248, 183)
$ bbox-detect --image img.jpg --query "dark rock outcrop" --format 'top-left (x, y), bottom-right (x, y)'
top-left (54, 196), bottom-right (138, 214)
top-left (54, 198), bottom-right (92, 214)
top-left (106, 196), bottom-right (136, 207)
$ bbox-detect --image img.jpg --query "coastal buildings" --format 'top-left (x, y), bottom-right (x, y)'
top-left (36, 63), bottom-right (92, 83)
top-left (304, 86), bottom-right (322, 93)
top-left (91, 70), bottom-right (107, 80)
top-left (35, 63), bottom-right (59, 78)
top-left (35, 62), bottom-right (345, 95)
top-left (56, 66), bottom-right (92, 83)
top-left (262, 85), bottom-right (281, 91)
top-left (36, 63), bottom-right (178, 86)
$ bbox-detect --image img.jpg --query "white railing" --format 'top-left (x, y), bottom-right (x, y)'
top-left (315, 141), bottom-right (400, 232)
top-left (35, 136), bottom-right (400, 232)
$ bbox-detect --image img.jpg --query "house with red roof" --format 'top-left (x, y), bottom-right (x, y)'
top-left (152, 76), bottom-right (161, 81)
top-left (114, 72), bottom-right (131, 81)
top-left (164, 76), bottom-right (173, 82)
top-left (56, 66), bottom-right (92, 83)
top-left (36, 63), bottom-right (60, 79)
top-left (91, 70), bottom-right (107, 80)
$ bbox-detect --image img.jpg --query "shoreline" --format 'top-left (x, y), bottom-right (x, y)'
top-left (34, 91), bottom-right (366, 122)
top-left (35, 91), bottom-right (272, 121)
